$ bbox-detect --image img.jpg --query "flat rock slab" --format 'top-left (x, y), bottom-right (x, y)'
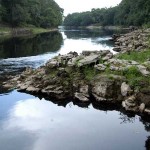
top-left (78, 54), bottom-right (100, 67)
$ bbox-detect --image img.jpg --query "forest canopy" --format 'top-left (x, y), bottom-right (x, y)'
top-left (64, 0), bottom-right (150, 27)
top-left (0, 0), bottom-right (63, 28)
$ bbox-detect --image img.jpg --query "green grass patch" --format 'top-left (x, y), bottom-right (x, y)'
top-left (103, 65), bottom-right (150, 89)
top-left (0, 27), bottom-right (11, 35)
top-left (29, 27), bottom-right (52, 34)
top-left (117, 49), bottom-right (150, 63)
top-left (82, 66), bottom-right (96, 81)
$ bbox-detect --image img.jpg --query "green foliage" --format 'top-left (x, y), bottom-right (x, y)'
top-left (117, 49), bottom-right (150, 63)
top-left (82, 66), bottom-right (96, 81)
top-left (0, 0), bottom-right (63, 28)
top-left (64, 0), bottom-right (150, 27)
top-left (103, 65), bottom-right (149, 89)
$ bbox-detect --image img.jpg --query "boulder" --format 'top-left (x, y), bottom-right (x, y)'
top-left (91, 75), bottom-right (124, 102)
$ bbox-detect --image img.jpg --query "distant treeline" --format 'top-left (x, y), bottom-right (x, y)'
top-left (0, 0), bottom-right (63, 28)
top-left (64, 0), bottom-right (150, 27)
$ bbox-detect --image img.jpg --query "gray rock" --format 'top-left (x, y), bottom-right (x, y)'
top-left (26, 86), bottom-right (40, 93)
top-left (122, 101), bottom-right (126, 108)
top-left (77, 54), bottom-right (100, 67)
top-left (121, 82), bottom-right (131, 96)
top-left (123, 95), bottom-right (139, 112)
top-left (94, 64), bottom-right (106, 71)
top-left (139, 103), bottom-right (145, 113)
top-left (102, 52), bottom-right (113, 61)
top-left (74, 92), bottom-right (89, 102)
top-left (46, 59), bottom-right (59, 68)
top-left (145, 109), bottom-right (150, 114)
top-left (91, 75), bottom-right (123, 102)
top-left (137, 65), bottom-right (150, 76)
top-left (110, 66), bottom-right (119, 71)
top-left (113, 47), bottom-right (121, 52)
top-left (79, 85), bottom-right (89, 98)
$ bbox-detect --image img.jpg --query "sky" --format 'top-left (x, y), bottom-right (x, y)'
top-left (55, 0), bottom-right (122, 16)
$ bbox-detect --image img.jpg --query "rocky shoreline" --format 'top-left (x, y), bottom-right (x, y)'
top-left (2, 28), bottom-right (150, 115)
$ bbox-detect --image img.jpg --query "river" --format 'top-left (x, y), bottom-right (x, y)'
top-left (0, 27), bottom-right (149, 150)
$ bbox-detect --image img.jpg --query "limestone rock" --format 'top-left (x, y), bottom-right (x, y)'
top-left (91, 75), bottom-right (123, 102)
top-left (139, 103), bottom-right (145, 113)
top-left (137, 65), bottom-right (150, 76)
top-left (94, 64), bottom-right (106, 71)
top-left (145, 109), bottom-right (150, 114)
top-left (26, 86), bottom-right (40, 93)
top-left (113, 47), bottom-right (121, 52)
top-left (74, 92), bottom-right (89, 102)
top-left (123, 95), bottom-right (138, 112)
top-left (121, 82), bottom-right (131, 96)
top-left (77, 54), bottom-right (100, 67)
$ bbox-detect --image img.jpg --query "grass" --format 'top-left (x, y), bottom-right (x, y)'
top-left (29, 27), bottom-right (57, 34)
top-left (116, 49), bottom-right (150, 63)
top-left (0, 27), bottom-right (11, 35)
top-left (82, 66), bottom-right (97, 81)
top-left (102, 65), bottom-right (150, 89)
top-left (0, 25), bottom-right (57, 37)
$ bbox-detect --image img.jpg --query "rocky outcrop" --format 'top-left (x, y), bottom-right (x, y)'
top-left (112, 29), bottom-right (150, 53)
top-left (2, 28), bottom-right (150, 115)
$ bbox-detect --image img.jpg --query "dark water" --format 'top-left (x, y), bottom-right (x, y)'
top-left (0, 27), bottom-right (150, 150)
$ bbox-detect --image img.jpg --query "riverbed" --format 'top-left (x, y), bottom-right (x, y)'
top-left (0, 27), bottom-right (149, 150)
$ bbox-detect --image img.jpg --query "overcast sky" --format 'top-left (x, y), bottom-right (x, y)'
top-left (55, 0), bottom-right (122, 16)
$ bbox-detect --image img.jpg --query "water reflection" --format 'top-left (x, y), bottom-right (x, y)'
top-left (62, 26), bottom-right (125, 39)
top-left (146, 137), bottom-right (150, 150)
top-left (0, 32), bottom-right (63, 59)
top-left (0, 91), bottom-right (149, 150)
top-left (0, 32), bottom-right (63, 74)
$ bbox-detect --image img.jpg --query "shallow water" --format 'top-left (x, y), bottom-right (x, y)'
top-left (0, 27), bottom-right (149, 150)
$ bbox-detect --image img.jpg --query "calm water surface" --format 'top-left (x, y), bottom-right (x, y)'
top-left (0, 27), bottom-right (150, 150)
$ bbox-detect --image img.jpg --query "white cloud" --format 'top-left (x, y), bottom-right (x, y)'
top-left (55, 0), bottom-right (122, 16)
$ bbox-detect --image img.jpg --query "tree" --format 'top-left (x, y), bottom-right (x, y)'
top-left (0, 0), bottom-right (63, 28)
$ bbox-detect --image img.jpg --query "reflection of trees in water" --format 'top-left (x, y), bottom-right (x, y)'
top-left (140, 116), bottom-right (150, 132)
top-left (119, 112), bottom-right (136, 124)
top-left (0, 31), bottom-right (63, 58)
top-left (64, 29), bottom-right (112, 39)
top-left (64, 28), bottom-right (127, 39)
top-left (146, 136), bottom-right (150, 150)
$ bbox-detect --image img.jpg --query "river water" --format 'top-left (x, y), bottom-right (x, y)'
top-left (0, 27), bottom-right (149, 150)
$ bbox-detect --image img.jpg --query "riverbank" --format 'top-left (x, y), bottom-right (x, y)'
top-left (0, 25), bottom-right (58, 37)
top-left (85, 24), bottom-right (136, 31)
top-left (2, 28), bottom-right (150, 115)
